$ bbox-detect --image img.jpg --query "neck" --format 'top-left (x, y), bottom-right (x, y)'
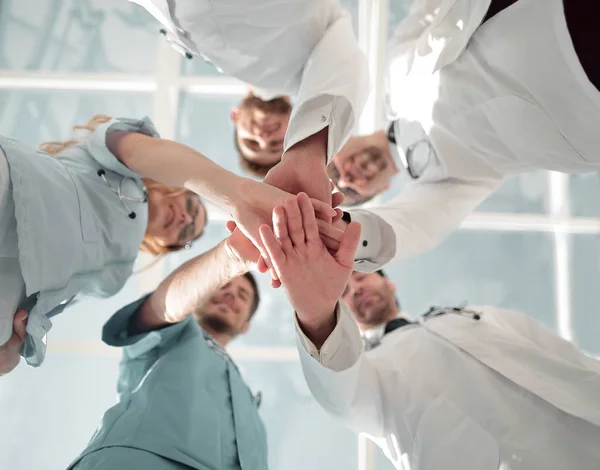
top-left (358, 308), bottom-right (403, 332)
top-left (203, 327), bottom-right (233, 348)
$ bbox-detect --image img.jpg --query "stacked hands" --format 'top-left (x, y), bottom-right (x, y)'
top-left (223, 136), bottom-right (362, 341)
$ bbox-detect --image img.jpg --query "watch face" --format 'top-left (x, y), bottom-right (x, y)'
top-left (406, 139), bottom-right (433, 179)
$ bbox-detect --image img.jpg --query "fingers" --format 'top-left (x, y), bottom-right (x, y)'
top-left (316, 219), bottom-right (345, 242)
top-left (297, 193), bottom-right (319, 243)
top-left (284, 198), bottom-right (306, 247)
top-left (309, 198), bottom-right (337, 219)
top-left (333, 208), bottom-right (343, 222)
top-left (12, 310), bottom-right (28, 342)
top-left (273, 205), bottom-right (293, 253)
top-left (334, 221), bottom-right (362, 268)
top-left (259, 224), bottom-right (286, 279)
top-left (331, 191), bottom-right (345, 209)
top-left (257, 256), bottom-right (269, 273)
top-left (225, 220), bottom-right (237, 233)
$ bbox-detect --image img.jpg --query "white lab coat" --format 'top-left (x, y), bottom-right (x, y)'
top-left (348, 0), bottom-right (600, 271)
top-left (129, 0), bottom-right (369, 160)
top-left (297, 304), bottom-right (600, 469)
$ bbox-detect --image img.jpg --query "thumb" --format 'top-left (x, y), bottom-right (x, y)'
top-left (12, 310), bottom-right (28, 342)
top-left (332, 191), bottom-right (345, 209)
top-left (334, 221), bottom-right (362, 268)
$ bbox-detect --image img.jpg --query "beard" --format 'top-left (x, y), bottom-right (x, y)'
top-left (238, 94), bottom-right (292, 115)
top-left (199, 314), bottom-right (239, 337)
top-left (354, 297), bottom-right (394, 327)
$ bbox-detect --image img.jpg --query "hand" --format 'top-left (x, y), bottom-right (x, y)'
top-left (264, 129), bottom-right (332, 220)
top-left (259, 193), bottom-right (361, 347)
top-left (316, 214), bottom-right (348, 252)
top-left (0, 310), bottom-right (28, 377)
top-left (231, 178), bottom-right (336, 254)
top-left (223, 226), bottom-right (261, 272)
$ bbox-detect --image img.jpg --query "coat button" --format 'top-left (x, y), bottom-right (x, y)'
top-left (185, 52), bottom-right (193, 60)
top-left (159, 28), bottom-right (166, 36)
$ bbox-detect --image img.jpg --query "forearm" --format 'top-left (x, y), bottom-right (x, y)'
top-left (108, 131), bottom-right (243, 212)
top-left (132, 241), bottom-right (246, 333)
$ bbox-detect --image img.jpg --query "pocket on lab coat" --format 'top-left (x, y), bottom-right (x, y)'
top-left (67, 172), bottom-right (98, 244)
top-left (412, 395), bottom-right (499, 470)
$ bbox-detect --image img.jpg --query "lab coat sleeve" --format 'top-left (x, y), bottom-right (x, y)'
top-left (85, 116), bottom-right (161, 179)
top-left (347, 176), bottom-right (503, 271)
top-left (295, 302), bottom-right (386, 438)
top-left (284, 11), bottom-right (369, 162)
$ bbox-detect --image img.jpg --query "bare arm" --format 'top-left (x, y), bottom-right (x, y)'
top-left (106, 131), bottom-right (240, 213)
top-left (130, 230), bottom-right (257, 334)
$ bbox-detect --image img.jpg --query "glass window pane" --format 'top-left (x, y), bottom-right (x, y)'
top-left (376, 446), bottom-right (397, 470)
top-left (0, 90), bottom-right (153, 147)
top-left (177, 93), bottom-right (249, 177)
top-left (570, 235), bottom-right (600, 356)
top-left (388, 0), bottom-right (411, 36)
top-left (238, 360), bottom-right (357, 470)
top-left (569, 172), bottom-right (600, 217)
top-left (475, 172), bottom-right (549, 213)
top-left (0, 0), bottom-right (159, 73)
top-left (385, 230), bottom-right (556, 330)
top-left (0, 354), bottom-right (120, 470)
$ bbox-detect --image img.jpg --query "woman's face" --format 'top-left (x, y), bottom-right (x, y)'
top-left (146, 191), bottom-right (207, 249)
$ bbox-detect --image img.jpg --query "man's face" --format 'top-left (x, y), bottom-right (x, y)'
top-left (231, 94), bottom-right (292, 167)
top-left (342, 272), bottom-right (398, 329)
top-left (196, 275), bottom-right (256, 339)
top-left (328, 139), bottom-right (399, 204)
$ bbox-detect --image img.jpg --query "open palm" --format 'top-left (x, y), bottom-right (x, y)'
top-left (259, 193), bottom-right (361, 324)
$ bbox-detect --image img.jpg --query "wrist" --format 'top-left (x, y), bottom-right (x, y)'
top-left (296, 303), bottom-right (338, 349)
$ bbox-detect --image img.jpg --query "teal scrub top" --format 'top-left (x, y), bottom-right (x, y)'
top-left (0, 117), bottom-right (155, 366)
top-left (69, 296), bottom-right (268, 470)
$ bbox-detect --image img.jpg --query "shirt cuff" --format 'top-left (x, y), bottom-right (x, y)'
top-left (102, 294), bottom-right (191, 360)
top-left (295, 302), bottom-right (364, 372)
top-left (85, 116), bottom-right (160, 180)
top-left (346, 209), bottom-right (396, 272)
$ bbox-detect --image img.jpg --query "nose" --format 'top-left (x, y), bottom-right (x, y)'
top-left (179, 209), bottom-right (192, 226)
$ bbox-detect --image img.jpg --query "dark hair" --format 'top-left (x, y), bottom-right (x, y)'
top-left (243, 271), bottom-right (261, 318)
top-left (234, 128), bottom-right (278, 178)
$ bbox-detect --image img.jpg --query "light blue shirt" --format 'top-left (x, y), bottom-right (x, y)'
top-left (69, 296), bottom-right (268, 470)
top-left (0, 117), bottom-right (156, 366)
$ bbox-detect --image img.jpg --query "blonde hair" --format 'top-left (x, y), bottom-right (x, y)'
top-left (39, 114), bottom-right (204, 257)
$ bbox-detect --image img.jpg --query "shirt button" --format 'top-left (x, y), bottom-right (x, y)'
top-left (362, 240), bottom-right (368, 247)
top-left (321, 115), bottom-right (327, 122)
top-left (159, 28), bottom-right (167, 36)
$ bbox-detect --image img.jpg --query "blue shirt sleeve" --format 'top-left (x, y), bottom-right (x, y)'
top-left (84, 116), bottom-right (160, 179)
top-left (102, 294), bottom-right (195, 361)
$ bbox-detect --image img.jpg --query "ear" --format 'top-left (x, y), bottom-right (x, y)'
top-left (230, 107), bottom-right (240, 123)
top-left (381, 181), bottom-right (391, 191)
top-left (384, 278), bottom-right (396, 292)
